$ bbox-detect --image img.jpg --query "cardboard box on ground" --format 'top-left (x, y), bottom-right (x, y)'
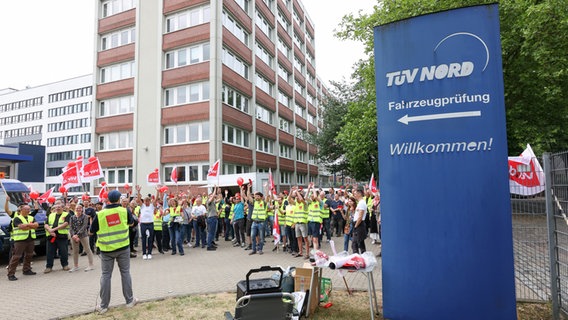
top-left (294, 263), bottom-right (321, 316)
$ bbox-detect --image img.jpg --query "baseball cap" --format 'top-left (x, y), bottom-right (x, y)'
top-left (108, 190), bottom-right (122, 203)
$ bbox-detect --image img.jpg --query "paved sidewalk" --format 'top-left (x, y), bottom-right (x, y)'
top-left (1, 237), bottom-right (382, 319)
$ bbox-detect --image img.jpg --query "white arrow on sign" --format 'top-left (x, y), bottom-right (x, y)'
top-left (398, 111), bottom-right (481, 125)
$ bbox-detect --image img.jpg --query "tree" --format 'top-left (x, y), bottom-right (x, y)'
top-left (324, 0), bottom-right (568, 168)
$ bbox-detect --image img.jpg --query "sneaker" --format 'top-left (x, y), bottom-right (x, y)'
top-left (249, 251), bottom-right (257, 255)
top-left (43, 268), bottom-right (52, 274)
top-left (187, 243), bottom-right (193, 248)
top-left (207, 247), bottom-right (217, 251)
top-left (233, 242), bottom-right (241, 247)
top-left (126, 298), bottom-right (138, 308)
top-left (241, 243), bottom-right (246, 248)
top-left (179, 252), bottom-right (185, 256)
top-left (272, 246), bottom-right (278, 252)
top-left (130, 252), bottom-right (137, 258)
top-left (7, 275), bottom-right (17, 281)
top-left (85, 266), bottom-right (95, 272)
top-left (80, 252), bottom-right (88, 256)
top-left (258, 251), bottom-right (264, 255)
top-left (147, 254), bottom-right (152, 260)
top-left (171, 252), bottom-right (177, 255)
top-left (23, 270), bottom-right (37, 275)
top-left (68, 267), bottom-right (80, 273)
top-left (142, 254), bottom-right (148, 260)
top-left (62, 266), bottom-right (70, 271)
top-left (95, 305), bottom-right (108, 314)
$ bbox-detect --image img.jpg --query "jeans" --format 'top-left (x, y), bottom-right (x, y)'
top-left (169, 224), bottom-right (184, 254)
top-left (251, 221), bottom-right (265, 252)
top-left (265, 216), bottom-right (274, 237)
top-left (182, 223), bottom-right (193, 243)
top-left (233, 219), bottom-right (245, 245)
top-left (206, 216), bottom-right (218, 248)
top-left (286, 225), bottom-right (298, 253)
top-left (99, 247), bottom-right (134, 309)
top-left (46, 237), bottom-right (68, 268)
top-left (320, 218), bottom-right (332, 242)
top-left (224, 218), bottom-right (234, 240)
top-left (192, 220), bottom-right (206, 247)
top-left (162, 222), bottom-right (170, 250)
top-left (154, 230), bottom-right (163, 253)
top-left (140, 223), bottom-right (155, 255)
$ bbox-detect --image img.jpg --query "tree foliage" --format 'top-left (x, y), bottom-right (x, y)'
top-left (313, 0), bottom-right (568, 179)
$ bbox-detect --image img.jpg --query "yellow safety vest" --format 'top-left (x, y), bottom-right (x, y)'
top-left (320, 200), bottom-right (330, 219)
top-left (47, 211), bottom-right (70, 235)
top-left (154, 212), bottom-right (162, 231)
top-left (285, 204), bottom-right (295, 226)
top-left (251, 201), bottom-right (267, 221)
top-left (294, 202), bottom-right (308, 224)
top-left (12, 214), bottom-right (36, 241)
top-left (229, 203), bottom-right (235, 220)
top-left (96, 206), bottom-right (130, 252)
top-left (308, 201), bottom-right (322, 223)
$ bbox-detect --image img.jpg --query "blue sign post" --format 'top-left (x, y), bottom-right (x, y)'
top-left (374, 4), bottom-right (516, 319)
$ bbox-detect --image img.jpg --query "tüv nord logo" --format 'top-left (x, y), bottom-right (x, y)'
top-left (385, 32), bottom-right (489, 87)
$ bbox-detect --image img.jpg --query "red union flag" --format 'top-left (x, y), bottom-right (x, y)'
top-left (207, 159), bottom-right (220, 179)
top-left (369, 173), bottom-right (378, 194)
top-left (37, 187), bottom-right (55, 204)
top-left (269, 168), bottom-right (276, 195)
top-left (170, 166), bottom-right (178, 184)
top-left (60, 166), bottom-right (81, 189)
top-left (508, 144), bottom-right (545, 196)
top-left (273, 211), bottom-right (281, 245)
top-left (82, 157), bottom-right (104, 182)
top-left (147, 169), bottom-right (160, 186)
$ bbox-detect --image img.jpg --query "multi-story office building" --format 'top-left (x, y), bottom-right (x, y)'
top-left (94, 0), bottom-right (328, 194)
top-left (0, 75), bottom-right (93, 192)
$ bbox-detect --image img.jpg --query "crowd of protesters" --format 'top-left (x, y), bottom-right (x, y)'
top-left (3, 182), bottom-right (381, 282)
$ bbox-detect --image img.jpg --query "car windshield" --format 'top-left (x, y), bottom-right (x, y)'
top-left (0, 191), bottom-right (18, 214)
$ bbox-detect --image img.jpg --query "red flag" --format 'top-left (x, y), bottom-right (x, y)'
top-left (37, 187), bottom-right (55, 205)
top-left (273, 211), bottom-right (281, 245)
top-left (269, 168), bottom-right (276, 195)
top-left (207, 159), bottom-right (220, 179)
top-left (147, 168), bottom-right (160, 186)
top-left (82, 157), bottom-right (104, 182)
top-left (508, 144), bottom-right (545, 196)
top-left (75, 156), bottom-right (84, 181)
top-left (60, 166), bottom-right (81, 189)
top-left (98, 185), bottom-right (108, 203)
top-left (170, 166), bottom-right (178, 184)
top-left (369, 173), bottom-right (378, 194)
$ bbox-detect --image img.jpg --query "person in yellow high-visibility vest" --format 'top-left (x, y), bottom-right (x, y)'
top-left (90, 190), bottom-right (137, 314)
top-left (6, 204), bottom-right (38, 281)
top-left (44, 200), bottom-right (70, 273)
top-left (292, 187), bottom-right (309, 259)
top-left (306, 183), bottom-right (322, 251)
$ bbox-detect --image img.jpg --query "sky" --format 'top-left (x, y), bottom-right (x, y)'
top-left (0, 0), bottom-right (376, 90)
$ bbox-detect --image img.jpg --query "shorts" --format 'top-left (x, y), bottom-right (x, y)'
top-left (307, 222), bottom-right (321, 237)
top-left (295, 223), bottom-right (308, 238)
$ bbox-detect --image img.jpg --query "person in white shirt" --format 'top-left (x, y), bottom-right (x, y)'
top-left (352, 188), bottom-right (368, 254)
top-left (137, 189), bottom-right (158, 260)
top-left (191, 198), bottom-right (207, 248)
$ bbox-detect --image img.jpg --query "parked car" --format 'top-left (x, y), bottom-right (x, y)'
top-left (0, 179), bottom-right (47, 255)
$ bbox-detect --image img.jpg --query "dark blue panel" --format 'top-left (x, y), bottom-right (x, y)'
top-left (374, 4), bottom-right (516, 319)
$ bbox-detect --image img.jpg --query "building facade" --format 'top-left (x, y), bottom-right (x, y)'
top-left (0, 75), bottom-right (93, 192)
top-left (94, 0), bottom-right (328, 194)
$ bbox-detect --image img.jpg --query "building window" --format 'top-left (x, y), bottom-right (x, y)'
top-left (278, 91), bottom-right (290, 108)
top-left (165, 5), bottom-right (210, 33)
top-left (164, 121), bottom-right (209, 144)
top-left (255, 42), bottom-right (273, 68)
top-left (256, 12), bottom-right (273, 39)
top-left (256, 136), bottom-right (274, 154)
top-left (279, 118), bottom-right (291, 133)
top-left (309, 153), bottom-right (316, 165)
top-left (280, 171), bottom-right (291, 184)
top-left (98, 131), bottom-right (133, 151)
top-left (296, 128), bottom-right (306, 140)
top-left (296, 149), bottom-right (306, 162)
top-left (221, 85), bottom-right (249, 113)
top-left (222, 124), bottom-right (250, 148)
top-left (256, 104), bottom-right (273, 125)
top-left (222, 48), bottom-right (249, 79)
top-left (101, 0), bottom-right (135, 18)
top-left (279, 143), bottom-right (292, 159)
top-left (293, 31), bottom-right (304, 51)
top-left (223, 163), bottom-right (250, 174)
top-left (164, 82), bottom-right (210, 107)
top-left (295, 103), bottom-right (305, 118)
top-left (277, 37), bottom-right (291, 60)
top-left (234, 0), bottom-right (250, 13)
top-left (99, 96), bottom-right (134, 117)
top-left (255, 73), bottom-right (273, 96)
top-left (297, 174), bottom-right (306, 185)
top-left (293, 56), bottom-right (304, 74)
top-left (308, 113), bottom-right (316, 126)
top-left (164, 166), bottom-right (187, 183)
top-left (102, 167), bottom-right (134, 185)
top-left (101, 27), bottom-right (135, 50)
top-left (278, 64), bottom-right (291, 83)
top-left (100, 61), bottom-right (135, 84)
top-left (222, 11), bottom-right (249, 46)
top-left (277, 9), bottom-right (290, 33)
top-left (165, 42), bottom-right (210, 69)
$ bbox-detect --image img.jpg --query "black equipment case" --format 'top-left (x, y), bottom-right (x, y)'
top-left (236, 266), bottom-right (283, 300)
